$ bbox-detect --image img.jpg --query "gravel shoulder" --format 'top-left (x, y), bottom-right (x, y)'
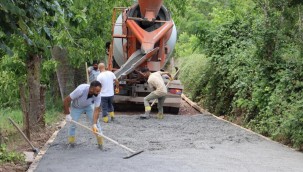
top-left (34, 113), bottom-right (303, 172)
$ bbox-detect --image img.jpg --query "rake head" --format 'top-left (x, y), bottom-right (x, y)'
top-left (123, 150), bottom-right (144, 159)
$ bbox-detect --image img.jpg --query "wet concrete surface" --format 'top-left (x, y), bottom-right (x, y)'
top-left (34, 113), bottom-right (303, 172)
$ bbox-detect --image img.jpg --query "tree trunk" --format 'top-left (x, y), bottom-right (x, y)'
top-left (26, 54), bottom-right (42, 131)
top-left (50, 73), bottom-right (61, 101)
top-left (39, 85), bottom-right (46, 127)
top-left (19, 84), bottom-right (30, 140)
top-left (74, 66), bottom-right (86, 87)
top-left (52, 46), bottom-right (74, 100)
top-left (0, 127), bottom-right (2, 144)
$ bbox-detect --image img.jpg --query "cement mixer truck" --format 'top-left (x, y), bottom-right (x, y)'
top-left (107, 0), bottom-right (183, 113)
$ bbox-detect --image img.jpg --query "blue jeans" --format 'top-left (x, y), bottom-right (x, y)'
top-left (101, 96), bottom-right (114, 117)
top-left (69, 105), bottom-right (102, 136)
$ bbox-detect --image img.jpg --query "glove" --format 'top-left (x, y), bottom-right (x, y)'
top-left (92, 124), bottom-right (99, 133)
top-left (65, 114), bottom-right (72, 122)
top-left (115, 87), bottom-right (120, 94)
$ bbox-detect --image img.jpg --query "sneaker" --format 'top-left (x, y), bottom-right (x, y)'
top-left (98, 144), bottom-right (103, 150)
top-left (103, 116), bottom-right (109, 123)
top-left (140, 106), bottom-right (151, 119)
top-left (68, 143), bottom-right (75, 148)
top-left (140, 113), bottom-right (150, 119)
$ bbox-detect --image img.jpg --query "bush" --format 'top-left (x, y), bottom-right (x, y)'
top-left (0, 144), bottom-right (25, 164)
top-left (175, 0), bottom-right (303, 149)
top-left (178, 54), bottom-right (209, 101)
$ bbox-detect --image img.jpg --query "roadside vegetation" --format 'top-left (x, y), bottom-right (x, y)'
top-left (1, 0), bottom-right (302, 167)
top-left (175, 0), bottom-right (303, 150)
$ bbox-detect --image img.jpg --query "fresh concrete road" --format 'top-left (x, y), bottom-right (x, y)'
top-left (34, 113), bottom-right (303, 172)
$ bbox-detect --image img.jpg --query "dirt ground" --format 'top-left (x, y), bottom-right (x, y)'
top-left (178, 99), bottom-right (200, 115)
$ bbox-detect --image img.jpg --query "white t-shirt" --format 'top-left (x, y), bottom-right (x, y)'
top-left (96, 71), bottom-right (116, 97)
top-left (148, 71), bottom-right (167, 97)
top-left (70, 84), bottom-right (101, 108)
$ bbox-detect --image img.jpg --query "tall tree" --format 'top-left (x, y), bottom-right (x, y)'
top-left (0, 0), bottom-right (65, 137)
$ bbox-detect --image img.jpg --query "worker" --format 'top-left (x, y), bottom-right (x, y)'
top-left (105, 42), bottom-right (110, 56)
top-left (139, 67), bottom-right (172, 119)
top-left (96, 63), bottom-right (119, 123)
top-left (87, 61), bottom-right (100, 83)
top-left (160, 68), bottom-right (170, 80)
top-left (63, 80), bottom-right (103, 149)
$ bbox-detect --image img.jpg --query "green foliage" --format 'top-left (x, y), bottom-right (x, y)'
top-left (0, 54), bottom-right (26, 107)
top-left (175, 0), bottom-right (303, 149)
top-left (175, 33), bottom-right (201, 58)
top-left (44, 91), bottom-right (63, 125)
top-left (0, 109), bottom-right (23, 135)
top-left (52, 0), bottom-right (133, 67)
top-left (45, 110), bottom-right (62, 126)
top-left (0, 70), bottom-right (20, 107)
top-left (179, 54), bottom-right (209, 100)
top-left (0, 105), bottom-right (61, 136)
top-left (0, 0), bottom-right (64, 55)
top-left (41, 59), bottom-right (58, 84)
top-left (0, 144), bottom-right (25, 164)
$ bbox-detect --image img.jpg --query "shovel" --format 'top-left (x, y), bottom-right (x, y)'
top-left (70, 120), bottom-right (143, 159)
top-left (8, 117), bottom-right (39, 154)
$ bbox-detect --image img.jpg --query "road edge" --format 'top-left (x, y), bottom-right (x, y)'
top-left (181, 93), bottom-right (300, 151)
top-left (27, 120), bottom-right (66, 172)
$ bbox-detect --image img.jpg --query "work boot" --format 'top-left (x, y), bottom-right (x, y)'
top-left (103, 116), bottom-right (109, 123)
top-left (140, 106), bottom-right (151, 119)
top-left (68, 136), bottom-right (75, 148)
top-left (97, 136), bottom-right (103, 150)
top-left (109, 112), bottom-right (115, 121)
top-left (157, 113), bottom-right (164, 119)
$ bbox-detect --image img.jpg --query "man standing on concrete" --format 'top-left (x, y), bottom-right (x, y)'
top-left (63, 81), bottom-right (103, 149)
top-left (96, 63), bottom-right (119, 123)
top-left (140, 67), bottom-right (172, 119)
top-left (87, 61), bottom-right (100, 83)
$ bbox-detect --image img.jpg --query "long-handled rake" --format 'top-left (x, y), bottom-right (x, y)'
top-left (8, 117), bottom-right (40, 154)
top-left (71, 120), bottom-right (143, 159)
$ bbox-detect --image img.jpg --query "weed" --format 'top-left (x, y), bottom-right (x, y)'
top-left (0, 144), bottom-right (25, 164)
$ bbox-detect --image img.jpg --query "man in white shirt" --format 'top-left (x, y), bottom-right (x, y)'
top-left (87, 61), bottom-right (100, 83)
top-left (139, 67), bottom-right (172, 119)
top-left (63, 81), bottom-right (103, 149)
top-left (96, 63), bottom-right (119, 123)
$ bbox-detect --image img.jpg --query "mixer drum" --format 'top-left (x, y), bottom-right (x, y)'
top-left (112, 4), bottom-right (177, 68)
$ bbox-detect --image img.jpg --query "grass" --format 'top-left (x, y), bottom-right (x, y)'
top-left (0, 106), bottom-right (62, 165)
top-left (0, 144), bottom-right (25, 164)
top-left (0, 108), bottom-right (23, 135)
top-left (45, 109), bottom-right (63, 126)
top-left (0, 108), bottom-right (62, 136)
top-left (0, 92), bottom-right (63, 137)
